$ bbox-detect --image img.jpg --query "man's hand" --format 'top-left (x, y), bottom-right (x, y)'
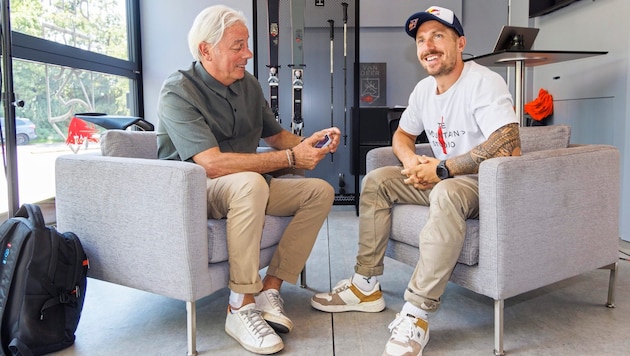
top-left (401, 155), bottom-right (441, 190)
top-left (292, 127), bottom-right (341, 170)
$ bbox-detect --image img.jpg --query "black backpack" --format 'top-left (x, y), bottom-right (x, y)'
top-left (0, 204), bottom-right (89, 356)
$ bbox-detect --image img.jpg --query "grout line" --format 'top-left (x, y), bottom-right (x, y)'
top-left (325, 215), bottom-right (337, 355)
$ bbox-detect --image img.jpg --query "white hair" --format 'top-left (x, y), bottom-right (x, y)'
top-left (188, 5), bottom-right (248, 61)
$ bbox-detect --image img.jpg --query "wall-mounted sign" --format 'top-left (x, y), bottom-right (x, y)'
top-left (360, 62), bottom-right (386, 106)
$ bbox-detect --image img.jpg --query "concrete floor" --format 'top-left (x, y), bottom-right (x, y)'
top-left (51, 206), bottom-right (630, 355)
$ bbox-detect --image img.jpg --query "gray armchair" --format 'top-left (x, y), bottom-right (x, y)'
top-left (365, 125), bottom-right (620, 355)
top-left (55, 130), bottom-right (303, 356)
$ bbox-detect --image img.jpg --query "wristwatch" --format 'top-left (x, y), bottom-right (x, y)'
top-left (436, 160), bottom-right (450, 180)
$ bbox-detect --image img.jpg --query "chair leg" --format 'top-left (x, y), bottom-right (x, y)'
top-left (494, 299), bottom-right (505, 356)
top-left (300, 267), bottom-right (307, 288)
top-left (604, 262), bottom-right (618, 308)
top-left (187, 301), bottom-right (198, 356)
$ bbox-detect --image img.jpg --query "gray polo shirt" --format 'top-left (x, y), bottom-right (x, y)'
top-left (157, 61), bottom-right (283, 161)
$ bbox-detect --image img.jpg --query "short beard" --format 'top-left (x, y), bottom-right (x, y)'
top-left (422, 53), bottom-right (456, 78)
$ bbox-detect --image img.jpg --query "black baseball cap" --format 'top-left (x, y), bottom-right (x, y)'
top-left (405, 6), bottom-right (464, 38)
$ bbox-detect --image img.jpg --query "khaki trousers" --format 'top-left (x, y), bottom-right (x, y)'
top-left (357, 166), bottom-right (479, 312)
top-left (206, 172), bottom-right (334, 294)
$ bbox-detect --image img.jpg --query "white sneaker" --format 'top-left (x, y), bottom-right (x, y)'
top-left (255, 289), bottom-right (293, 333)
top-left (382, 313), bottom-right (430, 356)
top-left (311, 278), bottom-right (386, 313)
top-left (225, 303), bottom-right (284, 355)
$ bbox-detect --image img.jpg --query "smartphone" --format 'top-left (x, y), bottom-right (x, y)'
top-left (314, 134), bottom-right (331, 148)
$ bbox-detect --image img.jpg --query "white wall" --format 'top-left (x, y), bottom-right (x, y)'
top-left (531, 0), bottom-right (630, 241)
top-left (139, 0), bottom-right (253, 124)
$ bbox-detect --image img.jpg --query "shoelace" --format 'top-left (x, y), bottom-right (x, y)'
top-left (266, 291), bottom-right (286, 314)
top-left (242, 308), bottom-right (275, 338)
top-left (387, 314), bottom-right (417, 343)
top-left (332, 279), bottom-right (352, 294)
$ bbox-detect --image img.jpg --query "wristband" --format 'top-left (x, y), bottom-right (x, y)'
top-left (289, 148), bottom-right (296, 168)
top-left (285, 149), bottom-right (293, 167)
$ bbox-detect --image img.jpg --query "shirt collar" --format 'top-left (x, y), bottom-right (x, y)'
top-left (194, 61), bottom-right (242, 98)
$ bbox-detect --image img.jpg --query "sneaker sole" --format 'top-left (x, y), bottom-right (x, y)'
top-left (310, 297), bottom-right (386, 313)
top-left (225, 326), bottom-right (284, 355)
top-left (262, 313), bottom-right (293, 333)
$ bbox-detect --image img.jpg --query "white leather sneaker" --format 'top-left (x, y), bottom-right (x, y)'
top-left (225, 303), bottom-right (284, 355)
top-left (382, 313), bottom-right (430, 356)
top-left (311, 278), bottom-right (386, 313)
top-left (255, 289), bottom-right (293, 333)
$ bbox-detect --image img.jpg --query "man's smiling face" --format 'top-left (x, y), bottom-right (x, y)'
top-left (201, 22), bottom-right (253, 86)
top-left (415, 20), bottom-right (464, 78)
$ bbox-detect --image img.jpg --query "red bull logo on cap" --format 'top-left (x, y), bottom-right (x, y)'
top-left (427, 7), bottom-right (441, 15)
top-left (426, 6), bottom-right (455, 25)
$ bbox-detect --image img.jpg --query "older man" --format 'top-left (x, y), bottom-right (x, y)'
top-left (158, 5), bottom-right (340, 354)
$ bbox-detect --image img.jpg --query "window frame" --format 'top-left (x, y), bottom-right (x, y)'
top-left (1, 0), bottom-right (144, 217)
top-left (9, 0), bottom-right (144, 117)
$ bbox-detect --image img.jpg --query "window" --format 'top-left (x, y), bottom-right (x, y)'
top-left (12, 0), bottom-right (130, 60)
top-left (1, 0), bottom-right (142, 217)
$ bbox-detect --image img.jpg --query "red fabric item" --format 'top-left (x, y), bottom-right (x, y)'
top-left (524, 88), bottom-right (554, 121)
top-left (66, 117), bottom-right (100, 145)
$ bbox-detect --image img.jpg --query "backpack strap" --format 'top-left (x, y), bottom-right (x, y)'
top-left (14, 204), bottom-right (45, 230)
top-left (9, 337), bottom-right (34, 356)
top-left (29, 267), bottom-right (79, 321)
top-left (0, 219), bottom-right (33, 355)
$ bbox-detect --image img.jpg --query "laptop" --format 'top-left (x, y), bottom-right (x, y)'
top-left (492, 26), bottom-right (540, 52)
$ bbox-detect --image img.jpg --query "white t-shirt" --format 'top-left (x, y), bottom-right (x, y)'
top-left (398, 61), bottom-right (518, 161)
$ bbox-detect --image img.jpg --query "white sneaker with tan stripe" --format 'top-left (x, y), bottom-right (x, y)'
top-left (310, 278), bottom-right (386, 312)
top-left (382, 313), bottom-right (429, 356)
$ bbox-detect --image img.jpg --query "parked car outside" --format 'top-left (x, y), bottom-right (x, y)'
top-left (1, 117), bottom-right (38, 145)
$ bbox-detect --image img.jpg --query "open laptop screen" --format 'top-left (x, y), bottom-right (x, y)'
top-left (493, 26), bottom-right (540, 52)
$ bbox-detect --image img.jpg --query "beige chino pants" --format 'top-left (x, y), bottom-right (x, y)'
top-left (357, 166), bottom-right (479, 312)
top-left (206, 172), bottom-right (334, 294)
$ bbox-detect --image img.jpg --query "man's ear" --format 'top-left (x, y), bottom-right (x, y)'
top-left (199, 42), bottom-right (212, 60)
top-left (457, 35), bottom-right (466, 53)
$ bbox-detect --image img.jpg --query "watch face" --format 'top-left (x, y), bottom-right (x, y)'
top-left (437, 162), bottom-right (449, 179)
top-left (437, 168), bottom-right (446, 179)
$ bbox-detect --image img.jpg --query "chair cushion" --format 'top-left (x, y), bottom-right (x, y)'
top-left (519, 125), bottom-right (570, 153)
top-left (390, 204), bottom-right (479, 265)
top-left (207, 216), bottom-right (290, 263)
top-left (100, 130), bottom-right (291, 264)
top-left (101, 130), bottom-right (158, 159)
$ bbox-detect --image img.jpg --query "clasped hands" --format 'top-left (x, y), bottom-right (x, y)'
top-left (401, 155), bottom-right (440, 190)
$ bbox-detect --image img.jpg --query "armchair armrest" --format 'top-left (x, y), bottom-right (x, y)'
top-left (477, 145), bottom-right (620, 299)
top-left (366, 144), bottom-right (434, 172)
top-left (55, 154), bottom-right (210, 301)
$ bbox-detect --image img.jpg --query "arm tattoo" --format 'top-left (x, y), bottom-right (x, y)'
top-left (448, 123), bottom-right (521, 175)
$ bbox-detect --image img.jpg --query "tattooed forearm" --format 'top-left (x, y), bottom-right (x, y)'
top-left (472, 123), bottom-right (522, 160)
top-left (447, 123), bottom-right (521, 176)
